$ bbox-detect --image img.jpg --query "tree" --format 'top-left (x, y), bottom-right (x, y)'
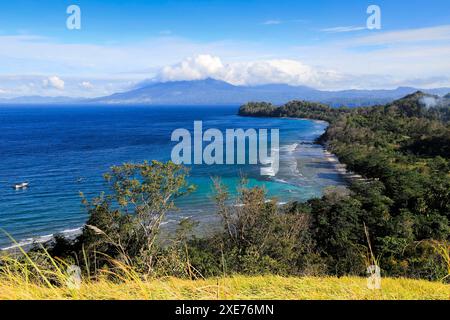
top-left (78, 161), bottom-right (194, 273)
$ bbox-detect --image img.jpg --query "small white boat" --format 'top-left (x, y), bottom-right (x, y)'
top-left (14, 182), bottom-right (29, 190)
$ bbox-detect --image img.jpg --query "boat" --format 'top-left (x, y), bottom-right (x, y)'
top-left (13, 182), bottom-right (29, 190)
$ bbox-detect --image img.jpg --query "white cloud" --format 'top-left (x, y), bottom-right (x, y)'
top-left (262, 20), bottom-right (282, 25)
top-left (157, 54), bottom-right (342, 88)
top-left (159, 55), bottom-right (225, 82)
top-left (79, 81), bottom-right (94, 89)
top-left (0, 75), bottom-right (132, 98)
top-left (0, 34), bottom-right (266, 79)
top-left (347, 24), bottom-right (450, 46)
top-left (286, 25), bottom-right (450, 89)
top-left (262, 19), bottom-right (308, 26)
top-left (43, 76), bottom-right (65, 90)
top-left (321, 26), bottom-right (366, 33)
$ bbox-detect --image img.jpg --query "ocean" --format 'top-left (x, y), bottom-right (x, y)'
top-left (0, 105), bottom-right (345, 249)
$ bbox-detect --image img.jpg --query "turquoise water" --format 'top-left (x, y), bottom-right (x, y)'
top-left (0, 105), bottom-right (345, 249)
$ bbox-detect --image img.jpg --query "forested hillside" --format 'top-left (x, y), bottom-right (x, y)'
top-left (239, 92), bottom-right (450, 279)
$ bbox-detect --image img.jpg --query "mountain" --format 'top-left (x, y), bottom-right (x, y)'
top-left (89, 78), bottom-right (245, 105)
top-left (1, 79), bottom-right (449, 107)
top-left (89, 78), bottom-right (318, 105)
top-left (90, 79), bottom-right (450, 107)
top-left (378, 91), bottom-right (450, 122)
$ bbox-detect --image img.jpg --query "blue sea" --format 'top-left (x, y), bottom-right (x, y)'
top-left (0, 105), bottom-right (345, 249)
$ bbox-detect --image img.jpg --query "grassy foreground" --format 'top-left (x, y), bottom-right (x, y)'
top-left (0, 275), bottom-right (448, 300)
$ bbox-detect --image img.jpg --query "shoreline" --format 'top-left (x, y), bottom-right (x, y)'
top-left (1, 116), bottom-right (350, 252)
top-left (275, 116), bottom-right (362, 184)
top-left (322, 150), bottom-right (366, 183)
top-left (1, 227), bottom-right (82, 252)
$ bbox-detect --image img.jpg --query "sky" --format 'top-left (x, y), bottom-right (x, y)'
top-left (0, 0), bottom-right (449, 97)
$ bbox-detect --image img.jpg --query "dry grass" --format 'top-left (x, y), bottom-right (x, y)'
top-left (0, 275), bottom-right (448, 300)
top-left (0, 236), bottom-right (448, 300)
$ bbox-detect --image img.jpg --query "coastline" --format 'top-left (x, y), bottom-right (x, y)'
top-left (1, 114), bottom-right (349, 252)
top-left (1, 227), bottom-right (82, 252)
top-left (267, 116), bottom-right (359, 185)
top-left (322, 150), bottom-right (366, 183)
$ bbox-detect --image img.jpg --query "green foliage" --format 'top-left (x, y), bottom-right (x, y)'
top-left (238, 102), bottom-right (277, 117)
top-left (240, 92), bottom-right (450, 280)
top-left (60, 161), bottom-right (194, 275)
top-left (239, 100), bottom-right (349, 123)
top-left (203, 179), bottom-right (323, 276)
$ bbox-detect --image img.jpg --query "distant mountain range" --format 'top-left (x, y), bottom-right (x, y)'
top-left (0, 95), bottom-right (82, 105)
top-left (1, 78), bottom-right (450, 107)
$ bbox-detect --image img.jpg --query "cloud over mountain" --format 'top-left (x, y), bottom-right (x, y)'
top-left (157, 54), bottom-right (341, 88)
top-left (79, 81), bottom-right (94, 90)
top-left (43, 76), bottom-right (65, 90)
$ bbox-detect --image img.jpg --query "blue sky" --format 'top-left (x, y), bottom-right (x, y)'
top-left (0, 0), bottom-right (449, 97)
top-left (2, 0), bottom-right (449, 43)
